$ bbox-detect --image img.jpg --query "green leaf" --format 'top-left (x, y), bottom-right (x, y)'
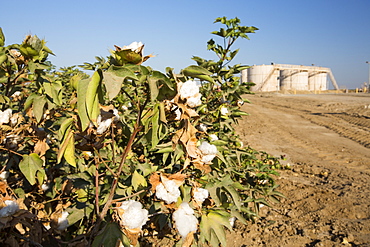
top-left (0, 28), bottom-right (4, 47)
top-left (33, 95), bottom-right (47, 123)
top-left (103, 66), bottom-right (137, 100)
top-left (132, 170), bottom-right (147, 191)
top-left (67, 204), bottom-right (93, 226)
top-left (19, 153), bottom-right (45, 185)
top-left (182, 65), bottom-right (213, 81)
top-left (58, 118), bottom-right (74, 141)
top-left (77, 78), bottom-right (91, 131)
top-left (85, 70), bottom-right (102, 123)
top-left (92, 222), bottom-right (130, 247)
top-left (200, 210), bottom-right (232, 247)
top-left (103, 71), bottom-right (123, 100)
top-left (57, 129), bottom-right (76, 167)
top-left (148, 77), bottom-right (159, 102)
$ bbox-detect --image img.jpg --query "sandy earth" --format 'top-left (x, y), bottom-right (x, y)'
top-left (229, 92), bottom-right (370, 247)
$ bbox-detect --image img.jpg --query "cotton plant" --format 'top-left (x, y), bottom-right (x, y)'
top-left (0, 18), bottom-right (286, 247)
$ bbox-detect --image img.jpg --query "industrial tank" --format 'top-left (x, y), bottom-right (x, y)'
top-left (241, 69), bottom-right (248, 83)
top-left (280, 69), bottom-right (309, 91)
top-left (247, 65), bottom-right (279, 91)
top-left (308, 72), bottom-right (327, 91)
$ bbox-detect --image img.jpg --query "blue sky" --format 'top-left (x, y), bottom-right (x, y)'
top-left (1, 0), bottom-right (369, 89)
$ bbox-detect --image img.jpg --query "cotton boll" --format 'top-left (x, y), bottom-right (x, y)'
top-left (209, 134), bottom-right (218, 141)
top-left (220, 106), bottom-right (229, 116)
top-left (173, 202), bottom-right (198, 239)
top-left (0, 200), bottom-right (20, 217)
top-left (229, 217), bottom-right (236, 228)
top-left (187, 93), bottom-right (202, 108)
top-left (155, 180), bottom-right (180, 204)
top-left (198, 141), bottom-right (217, 155)
top-left (198, 141), bottom-right (218, 164)
top-left (57, 211), bottom-right (69, 231)
top-left (96, 118), bottom-right (113, 134)
top-left (197, 123), bottom-right (208, 132)
top-left (41, 183), bottom-right (50, 191)
top-left (0, 171), bottom-right (9, 181)
top-left (179, 80), bottom-right (199, 99)
top-left (123, 41), bottom-right (144, 53)
top-left (119, 200), bottom-right (149, 229)
top-left (0, 109), bottom-right (12, 125)
top-left (174, 109), bottom-right (182, 120)
top-left (193, 188), bottom-right (209, 203)
top-left (112, 108), bottom-right (120, 122)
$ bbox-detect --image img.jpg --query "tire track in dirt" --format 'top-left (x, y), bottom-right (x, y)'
top-left (252, 95), bottom-right (370, 150)
top-left (229, 93), bottom-right (370, 247)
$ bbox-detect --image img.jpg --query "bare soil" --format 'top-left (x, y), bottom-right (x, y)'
top-left (230, 92), bottom-right (370, 247)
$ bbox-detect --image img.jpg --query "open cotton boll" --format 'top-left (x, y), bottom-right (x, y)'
top-left (0, 109), bottom-right (12, 125)
top-left (193, 188), bottom-right (209, 203)
top-left (198, 141), bottom-right (218, 164)
top-left (187, 93), bottom-right (202, 108)
top-left (179, 80), bottom-right (199, 99)
top-left (0, 200), bottom-right (20, 217)
top-left (57, 211), bottom-right (69, 231)
top-left (197, 123), bottom-right (208, 132)
top-left (220, 106), bottom-right (229, 116)
top-left (155, 179), bottom-right (180, 204)
top-left (201, 154), bottom-right (216, 164)
top-left (0, 171), bottom-right (9, 181)
top-left (96, 118), bottom-right (113, 134)
top-left (209, 134), bottom-right (218, 141)
top-left (198, 141), bottom-right (218, 155)
top-left (123, 41), bottom-right (144, 53)
top-left (173, 202), bottom-right (198, 239)
top-left (119, 200), bottom-right (149, 229)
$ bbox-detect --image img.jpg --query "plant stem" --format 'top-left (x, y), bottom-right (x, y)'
top-left (89, 114), bottom-right (142, 241)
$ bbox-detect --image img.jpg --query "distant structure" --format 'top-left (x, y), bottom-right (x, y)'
top-left (241, 64), bottom-right (339, 92)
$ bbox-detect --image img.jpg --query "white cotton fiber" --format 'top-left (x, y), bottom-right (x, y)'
top-left (173, 202), bottom-right (198, 239)
top-left (155, 179), bottom-right (180, 204)
top-left (0, 200), bottom-right (19, 217)
top-left (119, 200), bottom-right (148, 229)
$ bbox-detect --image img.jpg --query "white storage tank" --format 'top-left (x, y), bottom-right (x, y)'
top-left (280, 69), bottom-right (309, 91)
top-left (308, 72), bottom-right (327, 91)
top-left (241, 69), bottom-right (248, 83)
top-left (247, 65), bottom-right (279, 91)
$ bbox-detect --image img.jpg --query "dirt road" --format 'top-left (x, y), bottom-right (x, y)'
top-left (230, 93), bottom-right (370, 247)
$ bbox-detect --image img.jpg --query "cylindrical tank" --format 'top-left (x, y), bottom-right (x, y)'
top-left (241, 69), bottom-right (248, 83)
top-left (280, 69), bottom-right (308, 91)
top-left (247, 65), bottom-right (279, 92)
top-left (308, 72), bottom-right (327, 91)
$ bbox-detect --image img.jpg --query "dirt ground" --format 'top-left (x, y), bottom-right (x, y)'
top-left (229, 92), bottom-right (370, 247)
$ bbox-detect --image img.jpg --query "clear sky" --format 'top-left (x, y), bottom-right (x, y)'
top-left (1, 0), bottom-right (369, 89)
